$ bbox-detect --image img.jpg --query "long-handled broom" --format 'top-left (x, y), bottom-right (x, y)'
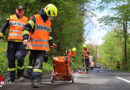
top-left (70, 61), bottom-right (86, 74)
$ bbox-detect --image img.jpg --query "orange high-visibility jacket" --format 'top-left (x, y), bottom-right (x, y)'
top-left (30, 14), bottom-right (51, 51)
top-left (82, 48), bottom-right (88, 56)
top-left (8, 15), bottom-right (28, 41)
top-left (67, 50), bottom-right (75, 59)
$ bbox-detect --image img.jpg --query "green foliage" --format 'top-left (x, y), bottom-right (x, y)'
top-left (0, 41), bottom-right (7, 76)
top-left (99, 29), bottom-right (130, 70)
top-left (99, 31), bottom-right (118, 69)
top-left (98, 0), bottom-right (130, 71)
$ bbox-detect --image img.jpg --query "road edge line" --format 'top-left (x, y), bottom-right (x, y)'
top-left (116, 77), bottom-right (130, 83)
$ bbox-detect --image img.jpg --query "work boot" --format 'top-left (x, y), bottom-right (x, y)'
top-left (32, 79), bottom-right (44, 88)
top-left (32, 82), bottom-right (44, 88)
top-left (38, 79), bottom-right (43, 84)
top-left (5, 77), bottom-right (15, 84)
top-left (19, 76), bottom-right (24, 82)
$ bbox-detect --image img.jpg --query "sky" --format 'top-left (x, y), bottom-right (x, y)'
top-left (83, 0), bottom-right (115, 45)
top-left (83, 0), bottom-right (129, 45)
top-left (84, 11), bottom-right (108, 45)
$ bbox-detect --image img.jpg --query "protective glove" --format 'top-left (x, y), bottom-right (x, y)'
top-left (23, 39), bottom-right (29, 46)
top-left (51, 43), bottom-right (56, 48)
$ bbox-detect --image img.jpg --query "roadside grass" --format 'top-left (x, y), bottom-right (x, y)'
top-left (0, 41), bottom-right (8, 76)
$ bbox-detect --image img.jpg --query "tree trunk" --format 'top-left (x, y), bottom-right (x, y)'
top-left (123, 21), bottom-right (128, 71)
top-left (57, 11), bottom-right (63, 55)
top-left (51, 18), bottom-right (57, 55)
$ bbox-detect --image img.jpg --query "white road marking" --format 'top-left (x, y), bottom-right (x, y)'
top-left (116, 77), bottom-right (130, 83)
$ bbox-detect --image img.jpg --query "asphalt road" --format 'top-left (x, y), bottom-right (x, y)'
top-left (1, 68), bottom-right (130, 90)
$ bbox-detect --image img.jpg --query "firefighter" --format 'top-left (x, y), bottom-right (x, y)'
top-left (65, 47), bottom-right (76, 66)
top-left (81, 44), bottom-right (90, 74)
top-left (23, 4), bottom-right (57, 88)
top-left (26, 36), bottom-right (54, 79)
top-left (0, 6), bottom-right (28, 83)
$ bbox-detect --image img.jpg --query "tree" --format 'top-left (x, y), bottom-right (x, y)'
top-left (98, 0), bottom-right (130, 71)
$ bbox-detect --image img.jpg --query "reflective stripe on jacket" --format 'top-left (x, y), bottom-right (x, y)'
top-left (29, 14), bottom-right (51, 51)
top-left (82, 48), bottom-right (88, 56)
top-left (8, 15), bottom-right (28, 41)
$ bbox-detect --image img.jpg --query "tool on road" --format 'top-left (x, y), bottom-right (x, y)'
top-left (70, 60), bottom-right (82, 74)
top-left (70, 60), bottom-right (88, 74)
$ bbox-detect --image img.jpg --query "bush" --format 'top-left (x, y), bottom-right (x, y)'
top-left (0, 42), bottom-right (8, 76)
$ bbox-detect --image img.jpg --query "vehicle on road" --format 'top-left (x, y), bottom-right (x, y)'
top-left (89, 61), bottom-right (95, 70)
top-left (103, 65), bottom-right (107, 69)
top-left (95, 63), bottom-right (101, 68)
top-left (89, 56), bottom-right (95, 70)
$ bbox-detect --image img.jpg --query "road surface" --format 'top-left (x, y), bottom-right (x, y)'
top-left (1, 68), bottom-right (130, 90)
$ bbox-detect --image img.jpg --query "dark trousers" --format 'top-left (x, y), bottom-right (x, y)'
top-left (29, 50), bottom-right (46, 83)
top-left (7, 41), bottom-right (26, 81)
top-left (27, 55), bottom-right (33, 77)
top-left (117, 66), bottom-right (120, 70)
top-left (83, 58), bottom-right (89, 72)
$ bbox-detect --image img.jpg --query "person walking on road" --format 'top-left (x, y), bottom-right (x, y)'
top-left (0, 6), bottom-right (28, 83)
top-left (22, 4), bottom-right (57, 88)
top-left (116, 60), bottom-right (120, 70)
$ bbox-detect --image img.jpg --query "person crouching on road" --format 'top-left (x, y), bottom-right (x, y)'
top-left (22, 4), bottom-right (57, 88)
top-left (65, 47), bottom-right (76, 67)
